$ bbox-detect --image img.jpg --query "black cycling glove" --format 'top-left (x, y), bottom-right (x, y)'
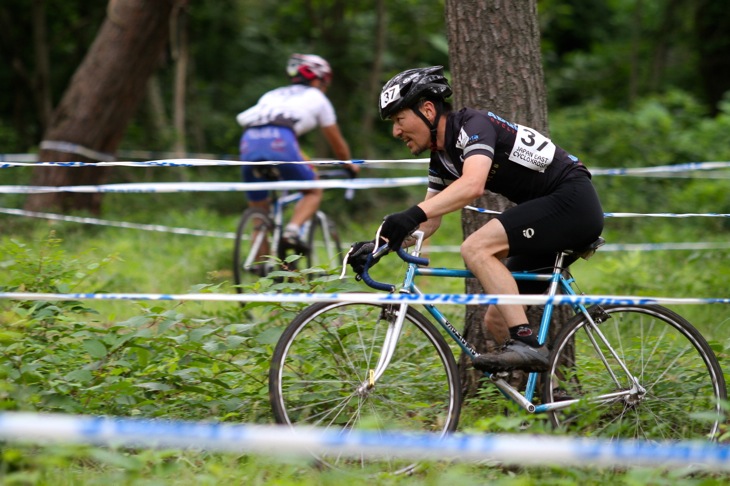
top-left (348, 240), bottom-right (380, 275)
top-left (380, 205), bottom-right (427, 250)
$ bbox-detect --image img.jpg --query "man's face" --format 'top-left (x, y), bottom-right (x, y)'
top-left (390, 108), bottom-right (430, 155)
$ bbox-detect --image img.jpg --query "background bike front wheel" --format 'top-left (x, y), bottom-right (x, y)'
top-left (304, 210), bottom-right (343, 271)
top-left (232, 207), bottom-right (274, 292)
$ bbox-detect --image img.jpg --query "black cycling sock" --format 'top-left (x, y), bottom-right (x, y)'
top-left (509, 324), bottom-right (541, 348)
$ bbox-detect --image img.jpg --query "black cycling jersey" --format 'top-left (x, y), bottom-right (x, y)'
top-left (428, 108), bottom-right (591, 203)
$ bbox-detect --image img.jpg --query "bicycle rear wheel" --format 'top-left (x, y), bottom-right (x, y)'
top-left (269, 301), bottom-right (462, 473)
top-left (233, 208), bottom-right (274, 292)
top-left (543, 304), bottom-right (726, 440)
top-left (305, 211), bottom-right (343, 270)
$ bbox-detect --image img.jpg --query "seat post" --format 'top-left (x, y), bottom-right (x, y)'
top-left (545, 251), bottom-right (567, 298)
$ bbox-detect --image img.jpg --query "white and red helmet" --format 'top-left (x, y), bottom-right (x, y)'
top-left (287, 53), bottom-right (333, 84)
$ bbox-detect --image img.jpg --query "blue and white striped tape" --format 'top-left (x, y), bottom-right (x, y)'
top-left (0, 158), bottom-right (427, 168)
top-left (4, 208), bottom-right (730, 249)
top-left (0, 412), bottom-right (728, 470)
top-left (0, 178), bottom-right (429, 194)
top-left (0, 291), bottom-right (728, 306)
top-left (0, 207), bottom-right (237, 239)
top-left (591, 161), bottom-right (730, 176)
top-left (464, 205), bottom-right (730, 219)
top-left (1, 181), bottom-right (729, 221)
top-left (1, 153), bottom-right (729, 175)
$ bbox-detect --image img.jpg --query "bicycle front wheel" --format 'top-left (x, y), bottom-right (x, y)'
top-left (269, 301), bottom-right (462, 472)
top-left (233, 208), bottom-right (274, 292)
top-left (543, 304), bottom-right (726, 440)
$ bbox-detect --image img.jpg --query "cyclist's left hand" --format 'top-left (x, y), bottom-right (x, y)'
top-left (380, 205), bottom-right (427, 250)
top-left (348, 240), bottom-right (379, 275)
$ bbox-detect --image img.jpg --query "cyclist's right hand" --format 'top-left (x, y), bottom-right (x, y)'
top-left (344, 163), bottom-right (360, 178)
top-left (348, 240), bottom-right (382, 275)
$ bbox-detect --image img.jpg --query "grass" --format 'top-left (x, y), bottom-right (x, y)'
top-left (1, 172), bottom-right (729, 484)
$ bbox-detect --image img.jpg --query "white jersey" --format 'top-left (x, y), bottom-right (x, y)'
top-left (236, 84), bottom-right (337, 136)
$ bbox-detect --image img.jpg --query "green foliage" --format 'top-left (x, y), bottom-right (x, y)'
top-left (0, 238), bottom-right (355, 422)
top-left (549, 90), bottom-right (730, 238)
top-left (1, 198), bottom-right (729, 482)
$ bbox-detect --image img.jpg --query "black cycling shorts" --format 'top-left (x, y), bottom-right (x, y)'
top-left (495, 176), bottom-right (604, 293)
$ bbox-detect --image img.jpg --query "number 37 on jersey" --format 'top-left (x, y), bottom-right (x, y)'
top-left (509, 125), bottom-right (556, 172)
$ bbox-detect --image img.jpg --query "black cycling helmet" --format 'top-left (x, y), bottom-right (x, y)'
top-left (379, 66), bottom-right (452, 151)
top-left (379, 66), bottom-right (452, 120)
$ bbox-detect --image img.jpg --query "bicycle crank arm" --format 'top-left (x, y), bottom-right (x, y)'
top-left (490, 374), bottom-right (536, 413)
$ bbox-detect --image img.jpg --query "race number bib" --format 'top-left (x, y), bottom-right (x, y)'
top-left (509, 125), bottom-right (556, 172)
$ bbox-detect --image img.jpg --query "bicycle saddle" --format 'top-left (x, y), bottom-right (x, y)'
top-left (565, 236), bottom-right (606, 260)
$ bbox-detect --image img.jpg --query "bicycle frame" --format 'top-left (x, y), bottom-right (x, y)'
top-left (364, 231), bottom-right (636, 415)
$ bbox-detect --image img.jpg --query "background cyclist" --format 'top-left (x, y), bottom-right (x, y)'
top-left (236, 53), bottom-right (357, 250)
top-left (350, 66), bottom-right (603, 373)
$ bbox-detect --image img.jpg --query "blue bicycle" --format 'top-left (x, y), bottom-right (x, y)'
top-left (269, 230), bottom-right (726, 471)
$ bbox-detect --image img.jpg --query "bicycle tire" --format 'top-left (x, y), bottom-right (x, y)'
top-left (543, 304), bottom-right (726, 441)
top-left (233, 208), bottom-right (274, 293)
top-left (269, 301), bottom-right (462, 473)
top-left (305, 211), bottom-right (343, 270)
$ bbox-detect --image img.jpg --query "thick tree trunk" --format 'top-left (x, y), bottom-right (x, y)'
top-left (25, 0), bottom-right (179, 214)
top-left (445, 0), bottom-right (573, 397)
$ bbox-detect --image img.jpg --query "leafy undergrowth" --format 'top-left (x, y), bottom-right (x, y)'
top-left (1, 224), bottom-right (730, 484)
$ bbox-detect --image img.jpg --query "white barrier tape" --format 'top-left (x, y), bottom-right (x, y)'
top-left (2, 156), bottom-right (728, 173)
top-left (0, 153), bottom-right (38, 162)
top-left (464, 205), bottom-right (730, 219)
top-left (426, 241), bottom-right (730, 253)
top-left (0, 181), bottom-right (728, 220)
top-left (4, 208), bottom-right (729, 250)
top-left (605, 212), bottom-right (730, 218)
top-left (0, 208), bottom-right (236, 239)
top-left (0, 412), bottom-right (728, 470)
top-left (0, 177), bottom-right (429, 194)
top-left (40, 140), bottom-right (115, 162)
top-left (0, 158), bottom-right (429, 168)
top-left (0, 291), bottom-right (728, 306)
top-left (592, 161), bottom-right (730, 176)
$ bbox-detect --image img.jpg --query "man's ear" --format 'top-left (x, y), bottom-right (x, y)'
top-left (421, 100), bottom-right (436, 122)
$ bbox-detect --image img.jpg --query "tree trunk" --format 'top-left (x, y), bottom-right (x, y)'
top-left (445, 0), bottom-right (573, 397)
top-left (24, 0), bottom-right (179, 214)
top-left (172, 1), bottom-right (188, 158)
top-left (359, 0), bottom-right (386, 159)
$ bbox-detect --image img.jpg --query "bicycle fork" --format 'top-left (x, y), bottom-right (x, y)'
top-left (355, 302), bottom-right (409, 396)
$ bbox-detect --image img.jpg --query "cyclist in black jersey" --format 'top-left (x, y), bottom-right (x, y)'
top-left (351, 66), bottom-right (603, 373)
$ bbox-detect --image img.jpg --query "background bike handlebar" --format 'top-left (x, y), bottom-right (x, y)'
top-left (360, 245), bottom-right (430, 292)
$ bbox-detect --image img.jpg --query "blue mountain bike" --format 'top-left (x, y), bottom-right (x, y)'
top-left (269, 231), bottom-right (726, 471)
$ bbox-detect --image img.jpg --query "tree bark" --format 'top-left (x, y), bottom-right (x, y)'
top-left (445, 0), bottom-right (573, 397)
top-left (359, 0), bottom-right (386, 159)
top-left (25, 0), bottom-right (180, 214)
top-left (172, 1), bottom-right (188, 157)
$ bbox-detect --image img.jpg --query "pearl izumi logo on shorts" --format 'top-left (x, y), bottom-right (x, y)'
top-left (522, 228), bottom-right (535, 238)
